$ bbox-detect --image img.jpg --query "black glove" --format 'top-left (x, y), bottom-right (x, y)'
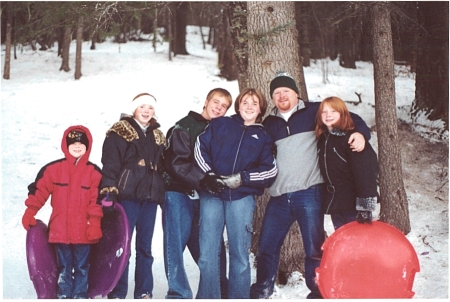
top-left (200, 172), bottom-right (225, 195)
top-left (356, 211), bottom-right (372, 224)
top-left (101, 192), bottom-right (117, 215)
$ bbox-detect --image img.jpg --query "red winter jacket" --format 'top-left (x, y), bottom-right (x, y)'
top-left (24, 125), bottom-right (103, 244)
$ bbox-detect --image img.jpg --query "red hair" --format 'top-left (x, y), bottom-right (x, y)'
top-left (315, 96), bottom-right (354, 138)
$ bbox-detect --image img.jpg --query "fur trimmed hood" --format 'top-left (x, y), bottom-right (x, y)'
top-left (106, 120), bottom-right (139, 142)
top-left (106, 117), bottom-right (166, 146)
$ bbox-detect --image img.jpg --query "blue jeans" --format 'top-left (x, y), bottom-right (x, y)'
top-left (250, 184), bottom-right (325, 299)
top-left (196, 191), bottom-right (256, 299)
top-left (330, 210), bottom-right (359, 230)
top-left (163, 191), bottom-right (228, 299)
top-left (55, 243), bottom-right (91, 299)
top-left (108, 199), bottom-right (158, 299)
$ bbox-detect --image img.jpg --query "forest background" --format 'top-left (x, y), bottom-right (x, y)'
top-left (1, 1), bottom-right (448, 297)
top-left (2, 1), bottom-right (448, 125)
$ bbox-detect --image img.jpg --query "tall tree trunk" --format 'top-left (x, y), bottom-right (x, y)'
top-left (297, 54), bottom-right (309, 101)
top-left (359, 13), bottom-right (373, 62)
top-left (153, 7), bottom-right (158, 52)
top-left (338, 16), bottom-right (357, 69)
top-left (227, 1), bottom-right (249, 90)
top-left (199, 25), bottom-right (207, 50)
top-left (207, 24), bottom-right (214, 45)
top-left (296, 2), bottom-right (311, 67)
top-left (173, 2), bottom-right (188, 55)
top-left (218, 5), bottom-right (238, 81)
top-left (413, 1), bottom-right (449, 127)
top-left (248, 1), bottom-right (308, 104)
top-left (213, 27), bottom-right (220, 50)
top-left (310, 3), bottom-right (329, 85)
top-left (57, 27), bottom-right (64, 57)
top-left (166, 4), bottom-right (173, 61)
top-left (372, 2), bottom-right (410, 234)
top-left (90, 25), bottom-right (98, 50)
top-left (247, 1), bottom-right (306, 284)
top-left (75, 15), bottom-right (84, 80)
top-left (60, 27), bottom-right (72, 72)
top-left (3, 2), bottom-right (13, 80)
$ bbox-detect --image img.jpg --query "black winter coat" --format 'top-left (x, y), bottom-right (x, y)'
top-left (317, 129), bottom-right (379, 214)
top-left (100, 116), bottom-right (166, 203)
top-left (162, 111), bottom-right (209, 195)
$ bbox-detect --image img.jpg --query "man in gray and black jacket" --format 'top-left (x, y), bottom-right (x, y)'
top-left (250, 72), bottom-right (371, 299)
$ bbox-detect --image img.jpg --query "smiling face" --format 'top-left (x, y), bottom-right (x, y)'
top-left (202, 93), bottom-right (231, 120)
top-left (68, 142), bottom-right (87, 158)
top-left (133, 104), bottom-right (155, 126)
top-left (239, 94), bottom-right (261, 125)
top-left (321, 103), bottom-right (341, 130)
top-left (272, 87), bottom-right (299, 113)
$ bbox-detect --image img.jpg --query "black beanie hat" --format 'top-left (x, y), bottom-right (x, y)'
top-left (66, 130), bottom-right (89, 150)
top-left (269, 71), bottom-right (299, 97)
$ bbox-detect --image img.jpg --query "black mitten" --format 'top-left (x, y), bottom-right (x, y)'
top-left (200, 172), bottom-right (225, 195)
top-left (356, 211), bottom-right (372, 224)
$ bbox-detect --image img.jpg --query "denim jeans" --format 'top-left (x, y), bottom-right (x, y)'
top-left (196, 191), bottom-right (256, 299)
top-left (55, 243), bottom-right (91, 299)
top-left (330, 209), bottom-right (359, 230)
top-left (250, 184), bottom-right (325, 299)
top-left (163, 191), bottom-right (228, 299)
top-left (108, 199), bottom-right (158, 299)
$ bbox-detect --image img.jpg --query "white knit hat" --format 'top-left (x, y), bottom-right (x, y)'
top-left (131, 93), bottom-right (157, 117)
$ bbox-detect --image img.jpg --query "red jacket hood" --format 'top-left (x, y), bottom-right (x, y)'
top-left (61, 125), bottom-right (93, 164)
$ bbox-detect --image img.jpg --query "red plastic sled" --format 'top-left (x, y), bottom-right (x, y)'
top-left (316, 221), bottom-right (420, 298)
top-left (26, 203), bottom-right (130, 299)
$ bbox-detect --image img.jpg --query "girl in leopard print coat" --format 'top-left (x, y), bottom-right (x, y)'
top-left (99, 93), bottom-right (166, 299)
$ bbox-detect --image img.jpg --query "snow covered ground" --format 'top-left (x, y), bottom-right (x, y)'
top-left (1, 26), bottom-right (448, 299)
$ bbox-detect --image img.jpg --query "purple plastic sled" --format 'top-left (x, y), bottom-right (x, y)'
top-left (26, 203), bottom-right (130, 299)
top-left (316, 221), bottom-right (420, 298)
top-left (88, 202), bottom-right (131, 298)
top-left (26, 219), bottom-right (58, 299)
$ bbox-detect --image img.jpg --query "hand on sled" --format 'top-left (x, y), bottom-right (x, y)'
top-left (86, 218), bottom-right (102, 241)
top-left (356, 211), bottom-right (372, 224)
top-left (101, 192), bottom-right (117, 215)
top-left (22, 207), bottom-right (38, 230)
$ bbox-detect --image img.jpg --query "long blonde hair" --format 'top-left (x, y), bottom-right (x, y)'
top-left (315, 96), bottom-right (354, 138)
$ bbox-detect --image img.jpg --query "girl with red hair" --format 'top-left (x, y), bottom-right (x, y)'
top-left (316, 96), bottom-right (379, 230)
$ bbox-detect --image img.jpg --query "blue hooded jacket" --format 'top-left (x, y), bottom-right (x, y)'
top-left (194, 114), bottom-right (277, 201)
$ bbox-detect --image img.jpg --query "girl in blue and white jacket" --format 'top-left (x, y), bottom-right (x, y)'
top-left (194, 88), bottom-right (277, 299)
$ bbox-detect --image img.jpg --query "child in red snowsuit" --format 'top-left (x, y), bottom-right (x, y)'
top-left (21, 125), bottom-right (103, 299)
